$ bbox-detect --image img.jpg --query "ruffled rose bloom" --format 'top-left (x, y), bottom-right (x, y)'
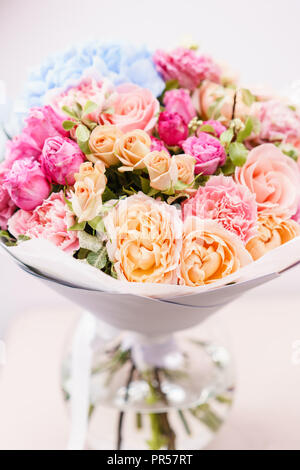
top-left (50, 77), bottom-right (112, 122)
top-left (8, 192), bottom-right (79, 253)
top-left (180, 217), bottom-right (252, 286)
top-left (72, 161), bottom-right (107, 223)
top-left (182, 133), bottom-right (226, 175)
top-left (163, 88), bottom-right (196, 124)
top-left (4, 106), bottom-right (68, 168)
top-left (144, 151), bottom-right (178, 191)
top-left (4, 158), bottom-right (51, 211)
top-left (251, 100), bottom-right (300, 143)
top-left (150, 136), bottom-right (170, 155)
top-left (41, 136), bottom-right (85, 185)
top-left (88, 125), bottom-right (123, 167)
top-left (100, 84), bottom-right (159, 133)
top-left (182, 175), bottom-right (257, 243)
top-left (235, 144), bottom-right (300, 219)
top-left (198, 81), bottom-right (250, 126)
top-left (0, 165), bottom-right (16, 230)
top-left (246, 215), bottom-right (300, 260)
top-left (173, 154), bottom-right (195, 185)
top-left (153, 48), bottom-right (221, 90)
top-left (158, 111), bottom-right (188, 147)
top-left (114, 129), bottom-right (151, 171)
top-left (104, 192), bottom-right (182, 284)
top-left (200, 120), bottom-right (227, 138)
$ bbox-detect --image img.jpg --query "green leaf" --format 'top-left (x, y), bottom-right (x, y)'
top-left (236, 116), bottom-right (253, 143)
top-left (174, 180), bottom-right (189, 191)
top-left (221, 158), bottom-right (236, 176)
top-left (241, 88), bottom-right (255, 107)
top-left (61, 106), bottom-right (78, 119)
top-left (18, 235), bottom-right (31, 242)
top-left (88, 216), bottom-right (102, 231)
top-left (0, 230), bottom-right (11, 240)
top-left (220, 128), bottom-right (234, 146)
top-left (77, 140), bottom-right (91, 155)
top-left (77, 248), bottom-right (90, 260)
top-left (198, 124), bottom-right (217, 135)
top-left (76, 124), bottom-right (90, 143)
top-left (68, 221), bottom-right (86, 231)
top-left (83, 100), bottom-right (98, 117)
top-left (63, 194), bottom-right (73, 212)
top-left (87, 247), bottom-right (108, 270)
top-left (140, 176), bottom-right (150, 194)
top-left (62, 120), bottom-right (77, 131)
top-left (147, 188), bottom-right (160, 197)
top-left (102, 186), bottom-right (117, 203)
top-left (78, 231), bottom-right (103, 252)
top-left (228, 142), bottom-right (248, 166)
top-left (164, 79), bottom-right (179, 92)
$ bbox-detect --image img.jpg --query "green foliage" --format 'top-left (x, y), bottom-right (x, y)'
top-left (87, 247), bottom-right (108, 270)
top-left (240, 88), bottom-right (256, 107)
top-left (228, 142), bottom-right (248, 166)
top-left (82, 100), bottom-right (98, 117)
top-left (62, 120), bottom-right (76, 131)
top-left (68, 221), bottom-right (86, 231)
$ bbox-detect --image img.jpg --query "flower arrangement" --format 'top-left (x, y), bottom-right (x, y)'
top-left (1, 42), bottom-right (300, 289)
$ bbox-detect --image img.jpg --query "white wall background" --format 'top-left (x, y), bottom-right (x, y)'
top-left (0, 0), bottom-right (300, 335)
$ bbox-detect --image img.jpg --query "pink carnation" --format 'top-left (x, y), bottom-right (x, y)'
top-left (0, 165), bottom-right (16, 230)
top-left (200, 120), bottom-right (227, 138)
top-left (182, 175), bottom-right (258, 243)
top-left (163, 88), bottom-right (196, 124)
top-left (4, 157), bottom-right (51, 211)
top-left (41, 136), bottom-right (85, 185)
top-left (182, 133), bottom-right (226, 175)
top-left (150, 137), bottom-right (170, 155)
top-left (4, 106), bottom-right (68, 169)
top-left (158, 111), bottom-right (188, 147)
top-left (252, 100), bottom-right (300, 143)
top-left (153, 47), bottom-right (221, 90)
top-left (8, 191), bottom-right (79, 253)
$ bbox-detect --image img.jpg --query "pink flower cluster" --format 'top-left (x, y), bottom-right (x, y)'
top-left (182, 133), bottom-right (226, 175)
top-left (153, 47), bottom-right (221, 90)
top-left (8, 192), bottom-right (79, 253)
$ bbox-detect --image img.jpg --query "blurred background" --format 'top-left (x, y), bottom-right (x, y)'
top-left (0, 0), bottom-right (300, 450)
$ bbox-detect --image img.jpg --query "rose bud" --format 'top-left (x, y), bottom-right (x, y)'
top-left (158, 111), bottom-right (188, 147)
top-left (4, 157), bottom-right (51, 211)
top-left (41, 136), bottom-right (85, 185)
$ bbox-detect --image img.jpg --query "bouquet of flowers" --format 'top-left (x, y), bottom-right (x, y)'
top-left (1, 41), bottom-right (300, 450)
top-left (1, 42), bottom-right (300, 290)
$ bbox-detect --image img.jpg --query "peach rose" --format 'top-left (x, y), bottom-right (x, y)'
top-left (180, 217), bottom-right (252, 286)
top-left (173, 154), bottom-right (196, 185)
top-left (104, 193), bottom-right (182, 284)
top-left (88, 125), bottom-right (123, 167)
top-left (198, 81), bottom-right (250, 125)
top-left (114, 129), bottom-right (151, 171)
top-left (100, 84), bottom-right (159, 133)
top-left (246, 215), bottom-right (300, 260)
top-left (144, 151), bottom-right (178, 191)
top-left (72, 161), bottom-right (107, 223)
top-left (235, 144), bottom-right (300, 219)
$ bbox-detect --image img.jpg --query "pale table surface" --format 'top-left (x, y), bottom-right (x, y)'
top-left (0, 291), bottom-right (300, 450)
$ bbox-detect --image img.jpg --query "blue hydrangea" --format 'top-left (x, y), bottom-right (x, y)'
top-left (23, 41), bottom-right (165, 108)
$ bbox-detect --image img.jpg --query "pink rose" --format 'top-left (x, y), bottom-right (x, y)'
top-left (4, 158), bottom-right (51, 211)
top-left (182, 133), bottom-right (226, 175)
top-left (251, 100), bottom-right (300, 143)
top-left (200, 120), bottom-right (227, 138)
top-left (100, 84), bottom-right (159, 133)
top-left (182, 175), bottom-right (257, 243)
top-left (4, 106), bottom-right (68, 169)
top-left (41, 136), bottom-right (85, 185)
top-left (235, 144), bottom-right (300, 219)
top-left (0, 166), bottom-right (16, 230)
top-left (153, 47), bottom-right (221, 90)
top-left (158, 111), bottom-right (188, 147)
top-left (8, 192), bottom-right (79, 253)
top-left (292, 204), bottom-right (300, 224)
top-left (150, 137), bottom-right (170, 155)
top-left (163, 88), bottom-right (196, 124)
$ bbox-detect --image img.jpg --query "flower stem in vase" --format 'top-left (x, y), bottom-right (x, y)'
top-left (116, 362), bottom-right (136, 450)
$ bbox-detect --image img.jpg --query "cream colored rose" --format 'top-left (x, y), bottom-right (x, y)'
top-left (104, 192), bottom-right (182, 284)
top-left (246, 215), bottom-right (300, 261)
top-left (173, 154), bottom-right (195, 185)
top-left (88, 125), bottom-right (123, 167)
top-left (72, 161), bottom-right (107, 223)
top-left (144, 151), bottom-right (178, 191)
top-left (180, 217), bottom-right (252, 286)
top-left (113, 130), bottom-right (151, 171)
